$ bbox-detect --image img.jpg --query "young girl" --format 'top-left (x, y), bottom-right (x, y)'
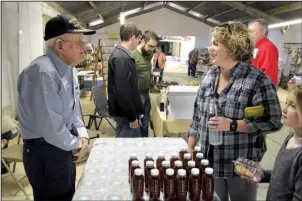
top-left (243, 85), bottom-right (302, 201)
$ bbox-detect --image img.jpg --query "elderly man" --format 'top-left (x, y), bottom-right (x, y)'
top-left (248, 19), bottom-right (279, 85)
top-left (107, 22), bottom-right (144, 138)
top-left (17, 14), bottom-right (95, 200)
top-left (132, 30), bottom-right (160, 137)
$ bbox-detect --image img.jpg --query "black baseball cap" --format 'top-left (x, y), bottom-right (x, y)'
top-left (44, 14), bottom-right (96, 41)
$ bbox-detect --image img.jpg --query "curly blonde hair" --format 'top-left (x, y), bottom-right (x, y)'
top-left (210, 21), bottom-right (254, 63)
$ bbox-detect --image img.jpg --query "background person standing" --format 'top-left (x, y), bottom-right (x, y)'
top-left (248, 19), bottom-right (279, 85)
top-left (153, 45), bottom-right (166, 83)
top-left (107, 22), bottom-right (144, 138)
top-left (132, 30), bottom-right (160, 137)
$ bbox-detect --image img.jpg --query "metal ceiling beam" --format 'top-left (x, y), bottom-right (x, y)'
top-left (88, 1), bottom-right (100, 16)
top-left (204, 2), bottom-right (254, 20)
top-left (92, 4), bottom-right (165, 30)
top-left (223, 1), bottom-right (281, 23)
top-left (268, 2), bottom-right (302, 16)
top-left (239, 2), bottom-right (302, 23)
top-left (165, 5), bottom-right (217, 27)
top-left (76, 2), bottom-right (136, 22)
top-left (46, 2), bottom-right (73, 15)
top-left (186, 2), bottom-right (206, 13)
top-left (46, 2), bottom-right (87, 27)
top-left (142, 1), bottom-right (148, 10)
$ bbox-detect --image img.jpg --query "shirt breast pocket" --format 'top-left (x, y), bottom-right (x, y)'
top-left (224, 88), bottom-right (252, 119)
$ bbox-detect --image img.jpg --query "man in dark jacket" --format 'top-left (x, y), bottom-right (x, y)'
top-left (107, 22), bottom-right (144, 138)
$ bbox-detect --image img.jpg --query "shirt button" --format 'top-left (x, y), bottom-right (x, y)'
top-left (26, 149), bottom-right (30, 152)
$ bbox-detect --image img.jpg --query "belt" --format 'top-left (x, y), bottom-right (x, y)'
top-left (23, 138), bottom-right (46, 144)
top-left (23, 129), bottom-right (78, 144)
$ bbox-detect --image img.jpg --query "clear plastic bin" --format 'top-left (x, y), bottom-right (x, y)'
top-left (233, 157), bottom-right (263, 182)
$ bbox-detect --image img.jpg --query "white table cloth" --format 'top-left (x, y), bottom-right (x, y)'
top-left (73, 138), bottom-right (220, 201)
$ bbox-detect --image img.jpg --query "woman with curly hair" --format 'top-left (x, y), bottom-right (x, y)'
top-left (187, 21), bottom-right (283, 201)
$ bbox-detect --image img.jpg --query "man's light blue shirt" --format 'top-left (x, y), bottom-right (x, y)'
top-left (17, 48), bottom-right (88, 151)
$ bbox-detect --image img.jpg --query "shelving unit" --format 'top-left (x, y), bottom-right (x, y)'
top-left (100, 38), bottom-right (119, 97)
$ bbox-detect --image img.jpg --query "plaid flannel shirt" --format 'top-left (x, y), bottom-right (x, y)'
top-left (188, 62), bottom-right (282, 178)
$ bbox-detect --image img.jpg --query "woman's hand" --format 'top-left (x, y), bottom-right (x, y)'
top-left (187, 147), bottom-right (194, 155)
top-left (207, 117), bottom-right (232, 132)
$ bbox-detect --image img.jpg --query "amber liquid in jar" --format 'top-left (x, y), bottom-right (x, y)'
top-left (164, 168), bottom-right (175, 201)
top-left (149, 169), bottom-right (160, 201)
top-left (170, 153), bottom-right (179, 169)
top-left (186, 161), bottom-right (196, 178)
top-left (202, 168), bottom-right (214, 201)
top-left (160, 161), bottom-right (170, 192)
top-left (128, 154), bottom-right (138, 183)
top-left (130, 161), bottom-right (140, 193)
top-left (132, 169), bottom-right (145, 201)
top-left (145, 161), bottom-right (154, 193)
top-left (189, 168), bottom-right (200, 201)
top-left (175, 169), bottom-right (187, 201)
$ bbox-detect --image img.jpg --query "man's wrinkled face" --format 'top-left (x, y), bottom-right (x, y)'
top-left (142, 38), bottom-right (157, 56)
top-left (248, 22), bottom-right (266, 45)
top-left (57, 33), bottom-right (87, 66)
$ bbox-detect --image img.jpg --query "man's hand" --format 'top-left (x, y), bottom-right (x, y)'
top-left (73, 138), bottom-right (89, 162)
top-left (207, 117), bottom-right (232, 132)
top-left (129, 120), bottom-right (139, 129)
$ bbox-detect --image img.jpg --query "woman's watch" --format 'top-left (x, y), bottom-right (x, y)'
top-left (230, 119), bottom-right (238, 132)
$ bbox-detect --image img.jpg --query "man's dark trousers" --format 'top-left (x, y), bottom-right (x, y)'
top-left (140, 92), bottom-right (151, 137)
top-left (23, 139), bottom-right (76, 200)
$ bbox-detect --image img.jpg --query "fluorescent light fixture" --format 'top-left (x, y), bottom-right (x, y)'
top-left (168, 3), bottom-right (186, 12)
top-left (144, 2), bottom-right (164, 10)
top-left (189, 11), bottom-right (204, 18)
top-left (88, 18), bottom-right (104, 27)
top-left (120, 12), bottom-right (125, 25)
top-left (207, 18), bottom-right (221, 24)
top-left (268, 18), bottom-right (302, 29)
top-left (124, 8), bottom-right (141, 16)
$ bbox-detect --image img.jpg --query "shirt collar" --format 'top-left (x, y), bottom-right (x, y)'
top-left (211, 62), bottom-right (248, 79)
top-left (116, 44), bottom-right (133, 58)
top-left (46, 48), bottom-right (71, 77)
top-left (255, 37), bottom-right (268, 47)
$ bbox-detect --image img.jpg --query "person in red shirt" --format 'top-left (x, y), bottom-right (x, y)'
top-left (248, 19), bottom-right (279, 85)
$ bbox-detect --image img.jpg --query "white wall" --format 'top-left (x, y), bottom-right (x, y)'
top-left (90, 8), bottom-right (212, 48)
top-left (1, 2), bottom-right (59, 117)
top-left (268, 23), bottom-right (302, 60)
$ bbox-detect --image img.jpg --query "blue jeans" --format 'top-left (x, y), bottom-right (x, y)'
top-left (113, 117), bottom-right (141, 138)
top-left (140, 93), bottom-right (151, 138)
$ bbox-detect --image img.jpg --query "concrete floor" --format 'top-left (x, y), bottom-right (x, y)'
top-left (1, 66), bottom-right (289, 200)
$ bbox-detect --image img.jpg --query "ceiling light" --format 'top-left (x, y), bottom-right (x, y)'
top-left (120, 12), bottom-right (125, 25)
top-left (88, 18), bottom-right (104, 27)
top-left (124, 8), bottom-right (141, 16)
top-left (268, 18), bottom-right (302, 29)
top-left (168, 3), bottom-right (186, 11)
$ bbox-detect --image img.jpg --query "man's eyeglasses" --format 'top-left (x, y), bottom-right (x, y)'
top-left (218, 23), bottom-right (232, 34)
top-left (59, 39), bottom-right (87, 48)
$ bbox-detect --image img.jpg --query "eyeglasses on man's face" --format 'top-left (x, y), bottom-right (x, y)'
top-left (59, 39), bottom-right (87, 48)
